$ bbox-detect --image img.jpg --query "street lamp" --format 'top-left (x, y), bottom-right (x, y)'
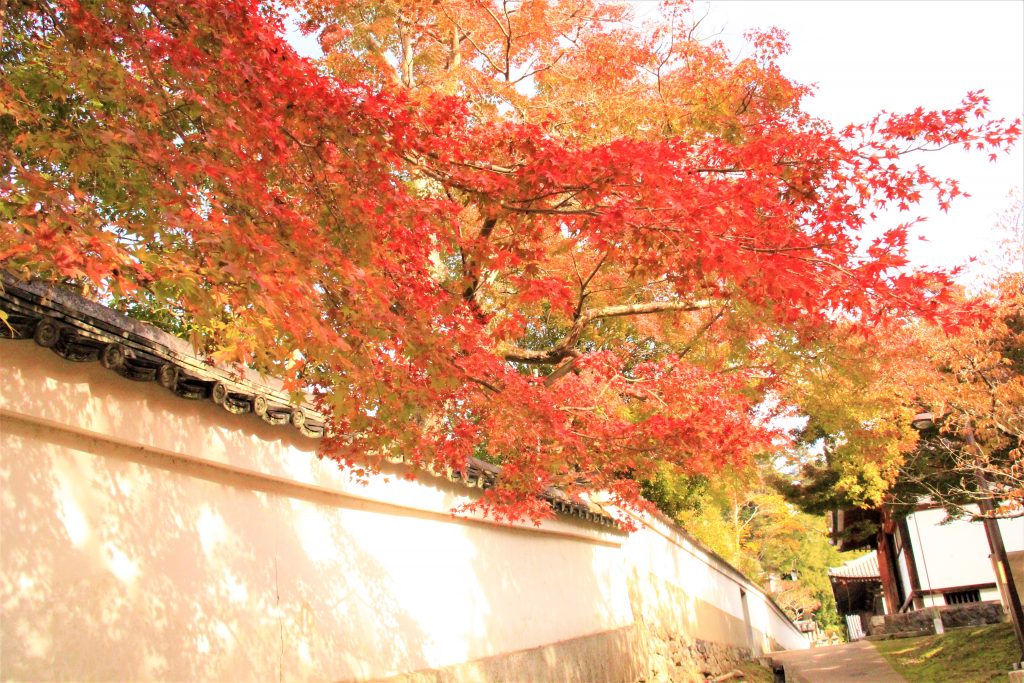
top-left (911, 412), bottom-right (1024, 668)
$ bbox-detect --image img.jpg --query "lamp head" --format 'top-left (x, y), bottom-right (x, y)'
top-left (911, 412), bottom-right (935, 431)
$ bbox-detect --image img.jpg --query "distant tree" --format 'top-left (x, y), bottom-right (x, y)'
top-left (772, 323), bottom-right (928, 515)
top-left (903, 273), bottom-right (1023, 518)
top-left (777, 270), bottom-right (1023, 522)
top-left (644, 465), bottom-right (848, 628)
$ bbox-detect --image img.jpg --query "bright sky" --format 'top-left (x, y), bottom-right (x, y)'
top-left (691, 0), bottom-right (1024, 282)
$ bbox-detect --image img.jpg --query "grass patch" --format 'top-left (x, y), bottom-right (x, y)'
top-left (873, 622), bottom-right (1021, 683)
top-left (734, 661), bottom-right (775, 683)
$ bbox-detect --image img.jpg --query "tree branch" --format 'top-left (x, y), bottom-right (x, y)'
top-left (502, 299), bottom-right (715, 364)
top-left (679, 305), bottom-right (727, 358)
top-left (462, 217), bottom-right (498, 311)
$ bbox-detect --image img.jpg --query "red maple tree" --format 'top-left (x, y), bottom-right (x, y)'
top-left (1, 0), bottom-right (1019, 521)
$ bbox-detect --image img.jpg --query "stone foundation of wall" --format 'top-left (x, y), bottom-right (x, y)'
top-left (366, 625), bottom-right (646, 683)
top-left (365, 621), bottom-right (758, 683)
top-left (639, 623), bottom-right (752, 683)
top-left (364, 622), bottom-right (757, 683)
top-left (868, 600), bottom-right (1006, 636)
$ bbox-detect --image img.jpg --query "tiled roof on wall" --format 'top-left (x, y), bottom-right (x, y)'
top-left (0, 274), bottom-right (618, 528)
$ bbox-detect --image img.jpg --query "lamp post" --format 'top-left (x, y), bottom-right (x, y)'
top-left (911, 412), bottom-right (1024, 667)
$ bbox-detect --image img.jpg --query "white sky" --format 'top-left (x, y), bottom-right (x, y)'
top-left (690, 0), bottom-right (1024, 282)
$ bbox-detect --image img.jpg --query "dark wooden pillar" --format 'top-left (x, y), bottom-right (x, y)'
top-left (875, 514), bottom-right (902, 615)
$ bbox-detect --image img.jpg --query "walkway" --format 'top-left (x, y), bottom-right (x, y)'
top-left (769, 640), bottom-right (906, 683)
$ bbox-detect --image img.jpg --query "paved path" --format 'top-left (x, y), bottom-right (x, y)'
top-left (768, 640), bottom-right (906, 683)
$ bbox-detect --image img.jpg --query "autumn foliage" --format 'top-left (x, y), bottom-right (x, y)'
top-left (779, 271), bottom-right (1024, 521)
top-left (1, 0), bottom-right (1020, 521)
top-left (907, 273), bottom-right (1024, 516)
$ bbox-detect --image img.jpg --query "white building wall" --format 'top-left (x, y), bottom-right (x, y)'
top-left (896, 547), bottom-right (914, 606)
top-left (0, 340), bottom-right (806, 682)
top-left (907, 506), bottom-right (1024, 601)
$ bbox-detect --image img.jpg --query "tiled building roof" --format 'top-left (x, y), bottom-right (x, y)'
top-left (829, 550), bottom-right (880, 582)
top-left (0, 274), bottom-right (618, 528)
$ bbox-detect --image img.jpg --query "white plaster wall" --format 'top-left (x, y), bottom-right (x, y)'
top-left (616, 512), bottom-right (808, 654)
top-left (0, 339), bottom-right (805, 681)
top-left (999, 517), bottom-right (1024, 553)
top-left (981, 587), bottom-right (1003, 602)
top-left (907, 507), bottom-right (1024, 594)
top-left (897, 548), bottom-right (914, 605)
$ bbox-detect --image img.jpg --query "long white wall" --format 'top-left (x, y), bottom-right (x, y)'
top-left (0, 339), bottom-right (806, 681)
top-left (618, 509), bottom-right (807, 654)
